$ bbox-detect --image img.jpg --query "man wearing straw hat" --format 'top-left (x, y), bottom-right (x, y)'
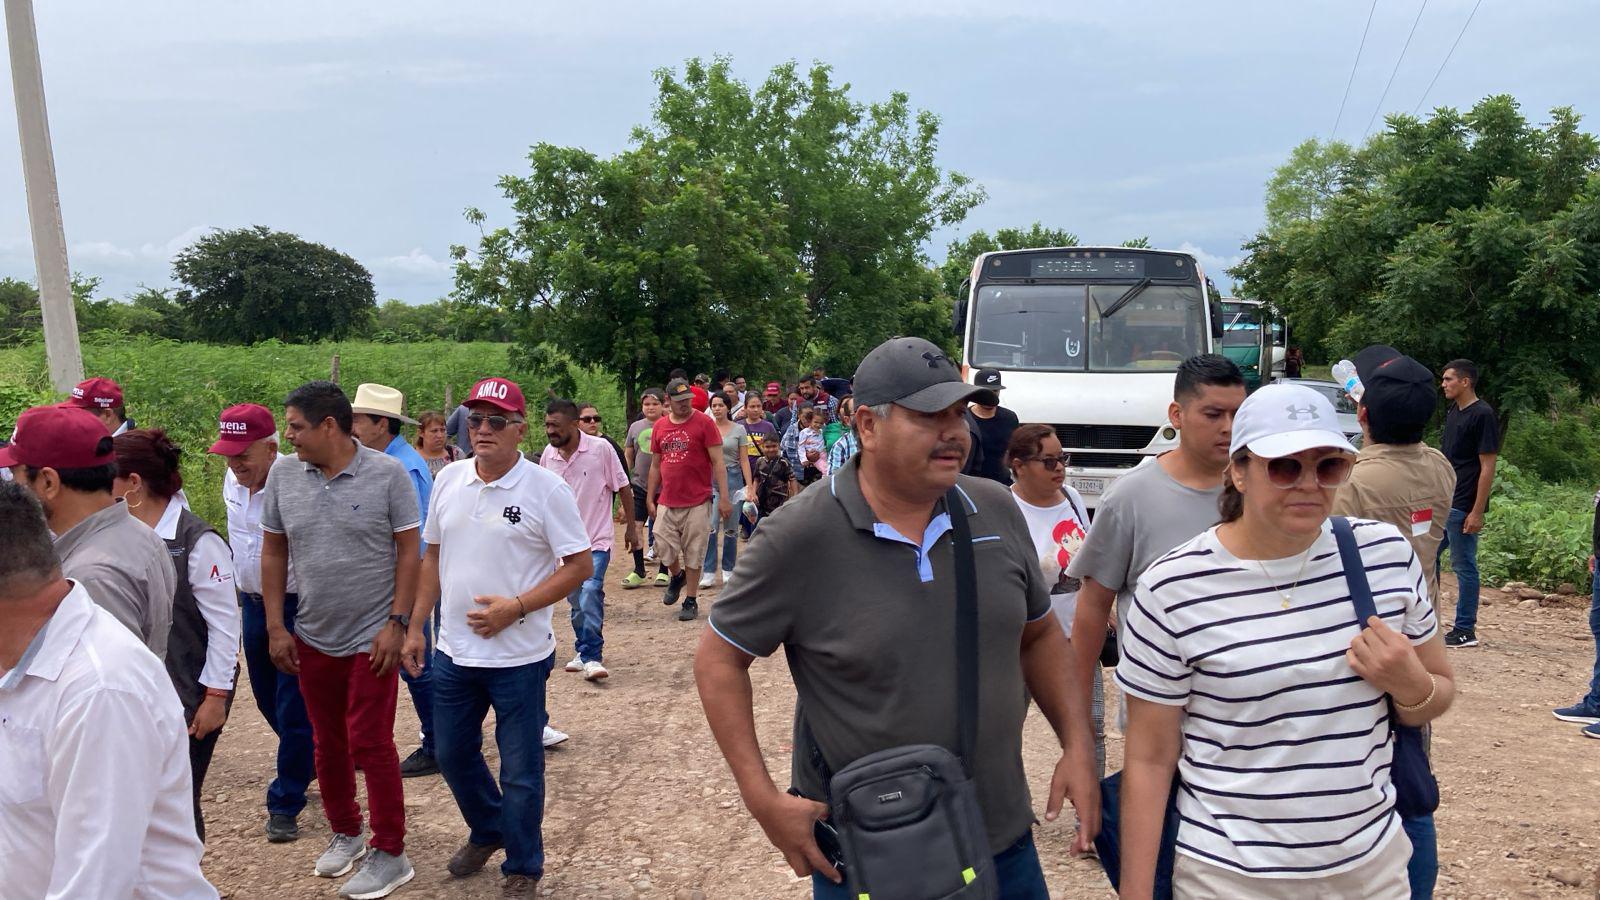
top-left (351, 382), bottom-right (441, 780)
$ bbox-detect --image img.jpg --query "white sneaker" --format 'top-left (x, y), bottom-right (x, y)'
top-left (315, 831), bottom-right (368, 878)
top-left (644, 546), bottom-right (656, 561)
top-left (698, 570), bottom-right (717, 589)
top-left (720, 569), bottom-right (733, 588)
top-left (583, 660), bottom-right (609, 681)
top-left (563, 655), bottom-right (584, 673)
top-left (543, 725), bottom-right (569, 748)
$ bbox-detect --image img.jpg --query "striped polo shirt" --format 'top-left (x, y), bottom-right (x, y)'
top-left (1116, 518), bottom-right (1437, 878)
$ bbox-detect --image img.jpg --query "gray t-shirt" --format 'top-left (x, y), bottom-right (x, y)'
top-left (625, 417), bottom-right (657, 489)
top-left (54, 502), bottom-right (177, 659)
top-left (1066, 456), bottom-right (1223, 633)
top-left (709, 460), bottom-right (1052, 856)
top-left (260, 442), bottom-right (422, 656)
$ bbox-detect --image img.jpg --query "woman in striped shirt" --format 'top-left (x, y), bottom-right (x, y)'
top-left (1117, 383), bottom-right (1456, 899)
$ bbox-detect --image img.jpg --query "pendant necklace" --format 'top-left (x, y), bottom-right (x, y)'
top-left (1259, 544), bottom-right (1313, 610)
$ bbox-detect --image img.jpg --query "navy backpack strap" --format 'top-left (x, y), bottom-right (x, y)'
top-left (1330, 516), bottom-right (1379, 625)
top-left (946, 485), bottom-right (979, 778)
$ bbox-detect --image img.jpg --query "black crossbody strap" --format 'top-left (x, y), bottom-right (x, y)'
top-left (1331, 517), bottom-right (1380, 624)
top-left (946, 485), bottom-right (980, 777)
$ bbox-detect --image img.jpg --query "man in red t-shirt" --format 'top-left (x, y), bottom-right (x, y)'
top-left (647, 378), bottom-right (730, 620)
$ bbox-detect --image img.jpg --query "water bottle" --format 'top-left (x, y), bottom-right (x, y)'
top-left (1331, 359), bottom-right (1363, 402)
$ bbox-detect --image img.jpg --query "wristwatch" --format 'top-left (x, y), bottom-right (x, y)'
top-left (388, 613), bottom-right (411, 629)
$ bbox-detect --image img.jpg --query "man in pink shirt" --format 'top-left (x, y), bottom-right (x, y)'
top-left (540, 399), bottom-right (639, 681)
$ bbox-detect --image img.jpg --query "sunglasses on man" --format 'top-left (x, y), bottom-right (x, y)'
top-left (467, 413), bottom-right (524, 431)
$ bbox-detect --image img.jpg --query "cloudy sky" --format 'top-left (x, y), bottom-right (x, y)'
top-left (1, 0), bottom-right (1593, 303)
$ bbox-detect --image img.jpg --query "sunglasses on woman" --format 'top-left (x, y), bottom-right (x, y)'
top-left (1026, 453), bottom-right (1072, 471)
top-left (1258, 453), bottom-right (1354, 489)
top-left (578, 415), bottom-right (602, 424)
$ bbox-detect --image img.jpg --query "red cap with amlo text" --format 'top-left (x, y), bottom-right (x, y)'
top-left (466, 377), bottom-right (526, 415)
top-left (209, 404), bottom-right (278, 456)
top-left (64, 377), bottom-right (123, 410)
top-left (0, 405), bottom-right (116, 469)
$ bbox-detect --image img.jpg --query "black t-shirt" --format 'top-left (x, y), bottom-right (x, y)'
top-left (1441, 399), bottom-right (1500, 511)
top-left (968, 406), bottom-right (1020, 486)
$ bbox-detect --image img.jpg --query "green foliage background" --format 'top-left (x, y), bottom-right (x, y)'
top-left (0, 338), bottom-right (626, 531)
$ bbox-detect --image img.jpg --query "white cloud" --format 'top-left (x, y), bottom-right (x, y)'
top-left (1177, 241), bottom-right (1244, 284)
top-left (370, 248), bottom-right (452, 277)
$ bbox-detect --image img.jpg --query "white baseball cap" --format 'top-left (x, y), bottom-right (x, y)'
top-left (1229, 383), bottom-right (1358, 459)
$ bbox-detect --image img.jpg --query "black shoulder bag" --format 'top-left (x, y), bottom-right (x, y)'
top-left (1330, 516), bottom-right (1440, 818)
top-left (802, 486), bottom-right (999, 900)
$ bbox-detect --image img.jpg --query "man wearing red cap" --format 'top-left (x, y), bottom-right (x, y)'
top-left (405, 377), bottom-right (592, 897)
top-left (65, 376), bottom-right (133, 436)
top-left (3, 404), bottom-right (175, 657)
top-left (210, 404), bottom-right (317, 844)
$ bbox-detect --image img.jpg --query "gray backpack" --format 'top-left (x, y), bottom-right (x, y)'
top-left (804, 486), bottom-right (998, 900)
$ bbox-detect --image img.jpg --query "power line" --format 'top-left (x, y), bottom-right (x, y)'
top-left (1331, 0), bottom-right (1380, 139)
top-left (1413, 0), bottom-right (1485, 114)
top-left (1365, 0), bottom-right (1432, 138)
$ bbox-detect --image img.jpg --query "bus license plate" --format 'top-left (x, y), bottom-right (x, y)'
top-left (1070, 477), bottom-right (1106, 495)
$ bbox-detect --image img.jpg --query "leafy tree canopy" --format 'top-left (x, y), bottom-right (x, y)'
top-left (453, 57), bottom-right (981, 403)
top-left (173, 226), bottom-right (375, 344)
top-left (1232, 95), bottom-right (1600, 418)
top-left (937, 224), bottom-right (1080, 300)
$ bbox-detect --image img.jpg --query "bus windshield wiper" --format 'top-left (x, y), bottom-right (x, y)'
top-left (1096, 278), bottom-right (1152, 320)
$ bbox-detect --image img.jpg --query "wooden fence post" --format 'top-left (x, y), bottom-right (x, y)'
top-left (444, 383), bottom-right (453, 410)
top-left (329, 354), bottom-right (341, 384)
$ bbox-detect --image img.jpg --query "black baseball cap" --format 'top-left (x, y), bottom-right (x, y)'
top-left (665, 378), bottom-right (694, 401)
top-left (974, 368), bottom-right (1005, 393)
top-left (852, 337), bottom-right (998, 413)
top-left (1353, 345), bottom-right (1436, 433)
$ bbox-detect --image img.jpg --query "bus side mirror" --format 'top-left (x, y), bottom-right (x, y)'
top-left (1210, 303), bottom-right (1224, 340)
top-left (952, 278), bottom-right (970, 336)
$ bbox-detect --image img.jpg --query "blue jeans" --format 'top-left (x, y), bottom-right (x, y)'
top-left (1402, 813), bottom-right (1437, 899)
top-left (239, 592), bottom-right (316, 818)
top-left (433, 652), bottom-right (552, 878)
top-left (400, 616), bottom-right (436, 755)
top-left (1439, 507), bottom-right (1481, 632)
top-left (567, 549), bottom-right (610, 663)
top-left (811, 831), bottom-right (1048, 900)
top-left (1586, 579), bottom-right (1600, 708)
top-left (705, 470), bottom-right (743, 573)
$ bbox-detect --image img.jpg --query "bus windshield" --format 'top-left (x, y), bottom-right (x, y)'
top-left (970, 282), bottom-right (1208, 371)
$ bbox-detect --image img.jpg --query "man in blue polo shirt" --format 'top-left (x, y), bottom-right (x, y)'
top-left (350, 382), bottom-right (439, 779)
top-left (695, 337), bottom-right (1101, 898)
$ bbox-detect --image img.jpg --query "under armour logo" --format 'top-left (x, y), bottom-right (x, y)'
top-left (922, 350), bottom-right (950, 369)
top-left (351, 504), bottom-right (361, 512)
top-left (1285, 404), bottom-right (1320, 421)
top-left (503, 506), bottom-right (522, 524)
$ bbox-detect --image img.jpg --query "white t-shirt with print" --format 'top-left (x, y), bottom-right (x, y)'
top-left (423, 457), bottom-right (592, 668)
top-left (1011, 486), bottom-right (1090, 638)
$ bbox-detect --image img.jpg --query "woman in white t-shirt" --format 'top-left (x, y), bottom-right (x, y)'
top-left (1116, 384), bottom-right (1456, 899)
top-left (1007, 423), bottom-right (1103, 776)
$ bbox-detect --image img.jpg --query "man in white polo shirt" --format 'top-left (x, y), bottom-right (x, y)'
top-left (404, 377), bottom-right (591, 899)
top-left (0, 481), bottom-right (219, 899)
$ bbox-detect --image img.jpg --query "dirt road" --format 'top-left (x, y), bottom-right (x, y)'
top-left (199, 552), bottom-right (1600, 899)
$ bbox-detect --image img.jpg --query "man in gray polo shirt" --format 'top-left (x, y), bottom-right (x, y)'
top-left (695, 337), bottom-right (1101, 898)
top-left (261, 381), bottom-right (421, 900)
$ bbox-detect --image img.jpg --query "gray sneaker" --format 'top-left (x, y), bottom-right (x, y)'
top-left (339, 849), bottom-right (415, 899)
top-left (315, 831), bottom-right (368, 878)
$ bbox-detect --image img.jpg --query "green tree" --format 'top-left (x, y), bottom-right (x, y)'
top-left (0, 277), bottom-right (43, 342)
top-left (173, 226), bottom-right (376, 344)
top-left (646, 58), bottom-right (984, 372)
top-left (1233, 96), bottom-right (1600, 420)
top-left (453, 140), bottom-right (807, 416)
top-left (1261, 138), bottom-right (1355, 233)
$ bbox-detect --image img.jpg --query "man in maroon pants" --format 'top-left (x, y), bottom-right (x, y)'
top-left (261, 381), bottom-right (421, 899)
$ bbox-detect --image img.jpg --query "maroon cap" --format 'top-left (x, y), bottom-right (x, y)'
top-left (209, 404), bottom-right (277, 456)
top-left (64, 377), bottom-right (123, 410)
top-left (0, 405), bottom-right (116, 469)
top-left (764, 382), bottom-right (781, 395)
top-left (466, 377), bottom-right (526, 415)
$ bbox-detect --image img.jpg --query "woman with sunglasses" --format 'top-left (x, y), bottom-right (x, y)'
top-left (1006, 423), bottom-right (1103, 776)
top-left (1116, 383), bottom-right (1455, 899)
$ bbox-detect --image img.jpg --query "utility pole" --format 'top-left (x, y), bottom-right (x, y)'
top-left (5, 0), bottom-right (82, 392)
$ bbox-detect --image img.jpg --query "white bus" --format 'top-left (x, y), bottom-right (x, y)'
top-left (952, 246), bottom-right (1224, 508)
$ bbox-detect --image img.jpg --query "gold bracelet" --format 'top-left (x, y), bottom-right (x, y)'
top-left (1395, 674), bottom-right (1436, 713)
top-left (515, 595), bottom-right (527, 623)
